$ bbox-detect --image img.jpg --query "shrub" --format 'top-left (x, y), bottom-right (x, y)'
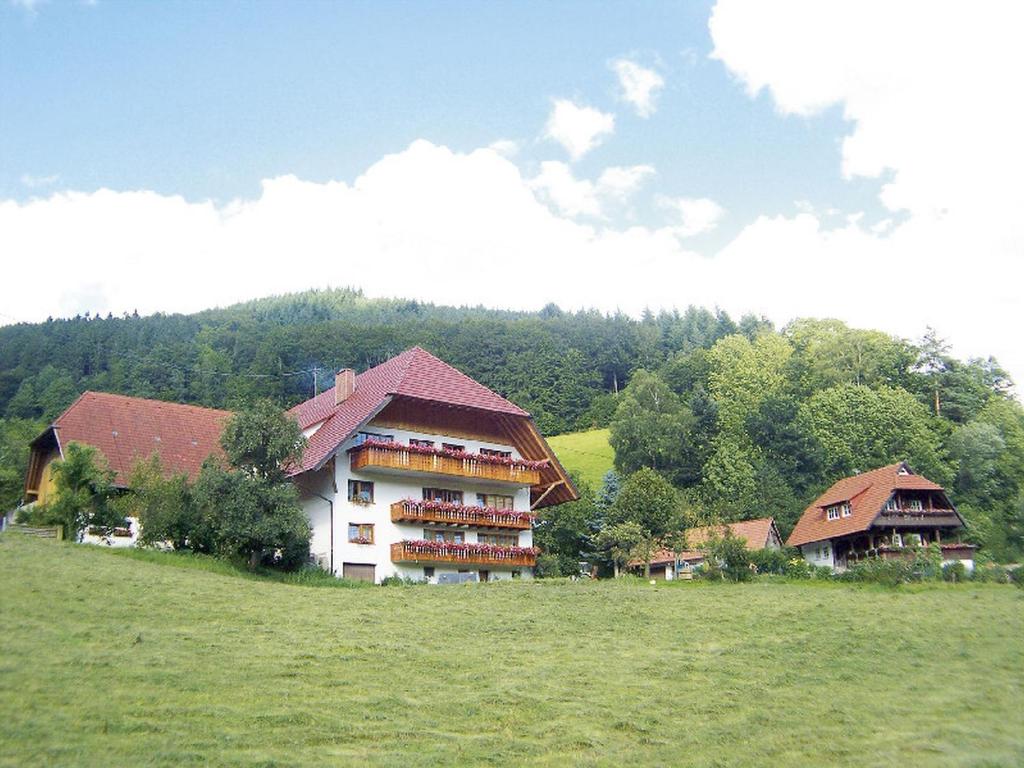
top-left (380, 575), bottom-right (425, 587)
top-left (702, 530), bottom-right (754, 582)
top-left (838, 557), bottom-right (918, 586)
top-left (1009, 567), bottom-right (1024, 589)
top-left (749, 547), bottom-right (789, 575)
top-left (971, 562), bottom-right (1010, 583)
top-left (942, 561), bottom-right (967, 583)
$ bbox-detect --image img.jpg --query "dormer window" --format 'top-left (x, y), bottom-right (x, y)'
top-left (908, 498), bottom-right (923, 511)
top-left (826, 502), bottom-right (850, 521)
top-left (885, 496), bottom-right (899, 512)
top-left (897, 466), bottom-right (910, 476)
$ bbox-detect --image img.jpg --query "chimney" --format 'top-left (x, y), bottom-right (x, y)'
top-left (335, 368), bottom-right (356, 405)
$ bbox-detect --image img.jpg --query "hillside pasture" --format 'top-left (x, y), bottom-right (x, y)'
top-left (0, 534), bottom-right (1022, 767)
top-left (547, 427), bottom-right (614, 490)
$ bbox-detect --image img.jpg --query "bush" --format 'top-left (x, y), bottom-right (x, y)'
top-left (1010, 567), bottom-right (1024, 589)
top-left (380, 575), bottom-right (425, 587)
top-left (838, 557), bottom-right (919, 586)
top-left (971, 562), bottom-right (1010, 583)
top-left (942, 561), bottom-right (967, 583)
top-left (701, 530), bottom-right (754, 582)
top-left (750, 547), bottom-right (800, 576)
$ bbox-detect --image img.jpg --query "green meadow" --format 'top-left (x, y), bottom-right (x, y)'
top-left (547, 428), bottom-right (614, 490)
top-left (1, 534), bottom-right (1022, 767)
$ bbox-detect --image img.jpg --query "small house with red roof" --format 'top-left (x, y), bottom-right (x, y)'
top-left (630, 517), bottom-right (782, 579)
top-left (787, 462), bottom-right (975, 571)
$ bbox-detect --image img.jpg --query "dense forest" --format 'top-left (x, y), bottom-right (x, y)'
top-left (1, 287), bottom-right (1021, 560)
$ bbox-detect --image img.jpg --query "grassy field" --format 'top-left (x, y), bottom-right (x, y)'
top-left (547, 428), bottom-right (614, 489)
top-left (1, 535), bottom-right (1023, 767)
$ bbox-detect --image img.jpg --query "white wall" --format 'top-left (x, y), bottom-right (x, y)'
top-left (800, 541), bottom-right (835, 569)
top-left (300, 424), bottom-right (535, 583)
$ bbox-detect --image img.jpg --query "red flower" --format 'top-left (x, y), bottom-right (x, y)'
top-left (351, 439), bottom-right (549, 472)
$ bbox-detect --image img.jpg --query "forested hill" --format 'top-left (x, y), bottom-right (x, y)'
top-left (0, 287), bottom-right (763, 433)
top-left (1, 287), bottom-right (1022, 559)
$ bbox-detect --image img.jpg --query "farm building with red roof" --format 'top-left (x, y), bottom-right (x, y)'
top-left (629, 517), bottom-right (783, 579)
top-left (14, 348), bottom-right (577, 581)
top-left (787, 462), bottom-right (975, 571)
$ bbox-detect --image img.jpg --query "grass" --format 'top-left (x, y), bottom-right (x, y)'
top-left (1, 535), bottom-right (1023, 767)
top-left (547, 427), bottom-right (614, 489)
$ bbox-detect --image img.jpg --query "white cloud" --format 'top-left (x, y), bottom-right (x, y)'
top-left (597, 165), bottom-right (656, 202)
top-left (20, 173), bottom-right (59, 189)
top-left (9, 0), bottom-right (44, 12)
top-left (543, 99), bottom-right (615, 161)
top-left (658, 195), bottom-right (725, 237)
top-left (612, 59), bottom-right (665, 118)
top-left (0, 142), bottom-right (702, 325)
top-left (708, 0), bottom-right (1024, 387)
top-left (530, 162), bottom-right (654, 218)
top-left (0, 125), bottom-right (1021, 385)
top-left (487, 139), bottom-right (519, 158)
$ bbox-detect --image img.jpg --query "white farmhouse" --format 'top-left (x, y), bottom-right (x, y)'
top-left (288, 347), bottom-right (577, 582)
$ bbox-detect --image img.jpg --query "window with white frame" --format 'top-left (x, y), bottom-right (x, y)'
top-left (884, 496), bottom-right (899, 512)
top-left (908, 498), bottom-right (923, 511)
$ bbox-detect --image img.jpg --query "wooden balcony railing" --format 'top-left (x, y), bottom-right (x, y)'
top-left (391, 500), bottom-right (534, 530)
top-left (391, 540), bottom-right (538, 568)
top-left (350, 444), bottom-right (542, 485)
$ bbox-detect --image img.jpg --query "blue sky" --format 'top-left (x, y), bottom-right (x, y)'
top-left (1, 0), bottom-right (1021, 384)
top-left (2, 0), bottom-right (886, 244)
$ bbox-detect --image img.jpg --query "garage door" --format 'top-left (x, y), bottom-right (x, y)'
top-left (342, 562), bottom-right (376, 583)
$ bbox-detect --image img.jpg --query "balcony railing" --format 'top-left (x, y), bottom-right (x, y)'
top-left (391, 540), bottom-right (538, 567)
top-left (391, 500), bottom-right (534, 530)
top-left (350, 442), bottom-right (542, 485)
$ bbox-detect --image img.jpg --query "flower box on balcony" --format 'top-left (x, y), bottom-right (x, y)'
top-left (391, 499), bottom-right (534, 530)
top-left (391, 539), bottom-right (538, 567)
top-left (350, 440), bottom-right (545, 485)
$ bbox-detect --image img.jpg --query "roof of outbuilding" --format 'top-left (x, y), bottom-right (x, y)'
top-left (38, 391), bottom-right (230, 486)
top-left (289, 347), bottom-right (529, 474)
top-left (641, 517), bottom-right (781, 566)
top-left (786, 462), bottom-right (948, 547)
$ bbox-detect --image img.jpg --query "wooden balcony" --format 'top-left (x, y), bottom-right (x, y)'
top-left (391, 541), bottom-right (537, 568)
top-left (350, 444), bottom-right (541, 485)
top-left (391, 500), bottom-right (533, 530)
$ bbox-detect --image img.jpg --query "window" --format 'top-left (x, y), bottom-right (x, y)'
top-left (841, 503), bottom-right (852, 518)
top-left (423, 566), bottom-right (435, 580)
top-left (478, 532), bottom-right (518, 547)
top-left (480, 448), bottom-right (512, 459)
top-left (348, 480), bottom-right (374, 504)
top-left (354, 431), bottom-right (394, 445)
top-left (410, 438), bottom-right (434, 449)
top-left (476, 493), bottom-right (514, 510)
top-left (884, 496), bottom-right (899, 512)
top-left (827, 506), bottom-right (841, 521)
top-left (442, 442), bottom-right (465, 453)
top-left (348, 523), bottom-right (374, 544)
top-left (822, 545), bottom-right (830, 559)
top-left (423, 487), bottom-right (464, 504)
top-left (425, 529), bottom-right (464, 543)
top-left (908, 498), bottom-right (923, 511)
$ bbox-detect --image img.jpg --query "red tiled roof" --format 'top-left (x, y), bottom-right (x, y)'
top-left (45, 392), bottom-right (230, 486)
top-left (787, 462), bottom-right (949, 547)
top-left (289, 347), bottom-right (529, 474)
top-left (641, 517), bottom-right (781, 566)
